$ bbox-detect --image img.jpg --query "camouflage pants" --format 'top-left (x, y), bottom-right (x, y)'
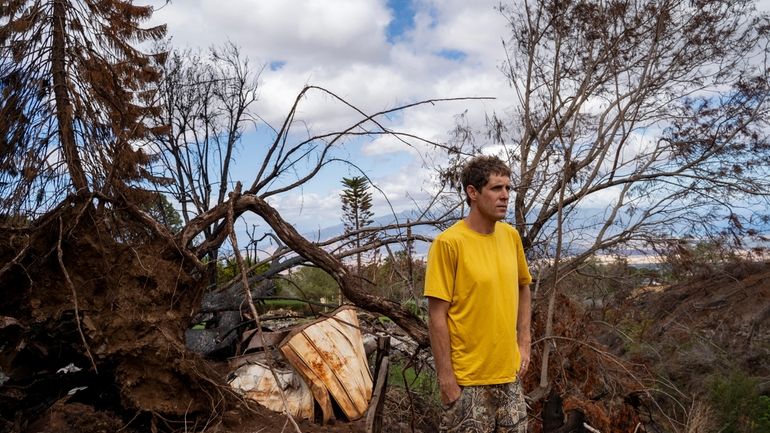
top-left (439, 380), bottom-right (527, 433)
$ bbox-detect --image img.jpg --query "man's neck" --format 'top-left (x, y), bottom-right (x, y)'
top-left (464, 210), bottom-right (496, 235)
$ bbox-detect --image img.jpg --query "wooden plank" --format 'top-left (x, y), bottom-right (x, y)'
top-left (365, 354), bottom-right (389, 433)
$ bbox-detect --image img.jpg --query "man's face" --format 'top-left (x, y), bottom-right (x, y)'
top-left (468, 174), bottom-right (511, 221)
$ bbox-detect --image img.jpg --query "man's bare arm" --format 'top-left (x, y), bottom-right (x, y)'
top-left (517, 284), bottom-right (532, 376)
top-left (428, 296), bottom-right (461, 404)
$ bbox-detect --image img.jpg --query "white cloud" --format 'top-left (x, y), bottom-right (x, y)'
top-left (148, 0), bottom-right (514, 132)
top-left (266, 189), bottom-right (341, 228)
top-left (372, 162), bottom-right (437, 212)
top-left (413, 0), bottom-right (508, 61)
top-left (153, 0), bottom-right (391, 67)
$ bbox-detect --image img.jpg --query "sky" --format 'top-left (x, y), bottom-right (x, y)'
top-left (146, 0), bottom-right (517, 234)
top-left (145, 0), bottom-right (770, 239)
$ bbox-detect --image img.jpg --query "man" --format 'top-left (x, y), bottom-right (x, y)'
top-left (424, 155), bottom-right (532, 433)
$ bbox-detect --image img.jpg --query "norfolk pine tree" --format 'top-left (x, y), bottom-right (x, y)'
top-left (0, 0), bottom-right (167, 214)
top-left (340, 176), bottom-right (375, 301)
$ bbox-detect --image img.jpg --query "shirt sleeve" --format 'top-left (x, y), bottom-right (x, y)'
top-left (514, 229), bottom-right (533, 286)
top-left (423, 237), bottom-right (456, 302)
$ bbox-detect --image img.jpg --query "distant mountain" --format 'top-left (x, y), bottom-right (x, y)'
top-left (301, 209), bottom-right (442, 256)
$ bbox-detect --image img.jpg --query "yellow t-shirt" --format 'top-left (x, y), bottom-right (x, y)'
top-left (424, 220), bottom-right (532, 386)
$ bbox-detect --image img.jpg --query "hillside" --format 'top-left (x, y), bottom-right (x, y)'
top-left (591, 261), bottom-right (770, 432)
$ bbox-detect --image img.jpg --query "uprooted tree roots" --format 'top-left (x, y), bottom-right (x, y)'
top-left (0, 197), bottom-right (251, 431)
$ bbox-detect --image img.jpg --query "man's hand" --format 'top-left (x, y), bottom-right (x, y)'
top-left (439, 375), bottom-right (462, 405)
top-left (517, 284), bottom-right (532, 378)
top-left (518, 341), bottom-right (531, 376)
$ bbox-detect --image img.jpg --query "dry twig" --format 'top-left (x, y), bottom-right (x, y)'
top-left (56, 217), bottom-right (98, 373)
top-left (227, 184), bottom-right (303, 433)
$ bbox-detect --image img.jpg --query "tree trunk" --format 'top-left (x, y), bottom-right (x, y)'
top-left (51, 0), bottom-right (88, 191)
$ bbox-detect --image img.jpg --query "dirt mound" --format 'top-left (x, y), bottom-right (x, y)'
top-left (524, 292), bottom-right (645, 433)
top-left (0, 198), bottom-right (238, 430)
top-left (628, 262), bottom-right (770, 386)
top-left (26, 402), bottom-right (124, 433)
top-left (23, 400), bottom-right (367, 433)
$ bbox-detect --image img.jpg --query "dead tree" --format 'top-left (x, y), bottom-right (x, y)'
top-left (1, 3), bottom-right (457, 427)
top-left (152, 43), bottom-right (262, 287)
top-left (0, 0), bottom-right (166, 213)
top-left (436, 0), bottom-right (770, 400)
top-left (171, 88), bottom-right (487, 347)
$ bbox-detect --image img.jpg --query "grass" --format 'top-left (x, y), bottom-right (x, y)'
top-left (262, 299), bottom-right (308, 312)
top-left (258, 299), bottom-right (336, 315)
top-left (387, 360), bottom-right (438, 398)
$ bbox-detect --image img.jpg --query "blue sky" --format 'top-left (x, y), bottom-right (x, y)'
top-left (386, 0), bottom-right (416, 42)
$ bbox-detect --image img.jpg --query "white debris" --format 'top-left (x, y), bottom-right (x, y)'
top-left (67, 386), bottom-right (88, 396)
top-left (57, 363), bottom-right (82, 374)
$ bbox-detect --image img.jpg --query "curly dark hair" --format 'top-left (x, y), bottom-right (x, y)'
top-left (461, 155), bottom-right (511, 205)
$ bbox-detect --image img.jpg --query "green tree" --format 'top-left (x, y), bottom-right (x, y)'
top-left (711, 372), bottom-right (770, 433)
top-left (340, 176), bottom-right (376, 296)
top-left (1, 0), bottom-right (167, 214)
top-left (217, 257), bottom-right (268, 283)
top-left (143, 194), bottom-right (183, 234)
top-left (281, 266), bottom-right (339, 303)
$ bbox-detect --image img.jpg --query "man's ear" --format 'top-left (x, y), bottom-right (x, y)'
top-left (466, 185), bottom-right (478, 202)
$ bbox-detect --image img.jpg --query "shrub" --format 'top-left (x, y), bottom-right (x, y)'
top-left (278, 266), bottom-right (339, 303)
top-left (709, 371), bottom-right (770, 433)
